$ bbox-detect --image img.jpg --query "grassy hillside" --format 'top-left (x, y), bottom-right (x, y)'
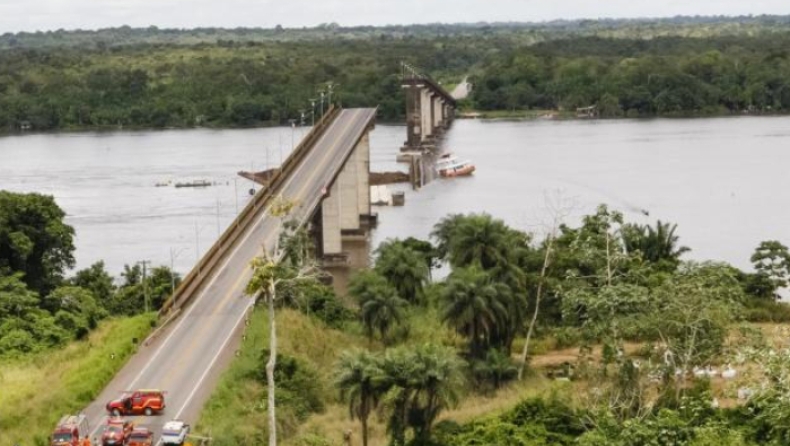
top-left (195, 306), bottom-right (557, 446)
top-left (0, 314), bottom-right (155, 445)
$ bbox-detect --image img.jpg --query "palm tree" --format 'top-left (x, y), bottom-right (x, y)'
top-left (622, 220), bottom-right (690, 267)
top-left (375, 240), bottom-right (430, 304)
top-left (433, 213), bottom-right (529, 276)
top-left (440, 266), bottom-right (510, 357)
top-left (335, 350), bottom-right (383, 446)
top-left (473, 349), bottom-right (518, 390)
top-left (430, 213), bottom-right (465, 261)
top-left (378, 344), bottom-right (465, 445)
top-left (349, 270), bottom-right (408, 342)
top-left (449, 214), bottom-right (512, 269)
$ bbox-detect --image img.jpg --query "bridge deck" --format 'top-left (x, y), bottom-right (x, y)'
top-left (81, 108), bottom-right (377, 442)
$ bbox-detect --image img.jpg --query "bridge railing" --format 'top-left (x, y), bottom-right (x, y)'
top-left (159, 105), bottom-right (341, 315)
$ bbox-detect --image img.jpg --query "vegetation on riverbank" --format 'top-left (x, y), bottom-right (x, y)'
top-left (0, 313), bottom-right (155, 445)
top-left (5, 19), bottom-right (790, 133)
top-left (0, 190), bottom-right (185, 442)
top-left (192, 203), bottom-right (790, 446)
top-left (471, 34), bottom-right (790, 117)
top-left (0, 191), bottom-right (180, 357)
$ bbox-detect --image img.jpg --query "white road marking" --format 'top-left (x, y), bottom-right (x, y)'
top-left (89, 110), bottom-right (368, 440)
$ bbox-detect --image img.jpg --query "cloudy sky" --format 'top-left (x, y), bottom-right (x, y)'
top-left (2, 0), bottom-right (789, 33)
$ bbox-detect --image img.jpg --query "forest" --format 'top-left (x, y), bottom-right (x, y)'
top-left (3, 20), bottom-right (790, 133)
top-left (471, 34), bottom-right (790, 115)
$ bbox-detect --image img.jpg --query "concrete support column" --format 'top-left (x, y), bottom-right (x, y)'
top-left (338, 144), bottom-right (360, 231)
top-left (404, 84), bottom-right (423, 148)
top-left (434, 98), bottom-right (443, 128)
top-left (421, 89), bottom-right (433, 140)
top-left (355, 132), bottom-right (371, 217)
top-left (321, 181), bottom-right (342, 255)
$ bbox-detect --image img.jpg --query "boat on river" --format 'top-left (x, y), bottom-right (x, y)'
top-left (174, 180), bottom-right (212, 188)
top-left (436, 155), bottom-right (476, 178)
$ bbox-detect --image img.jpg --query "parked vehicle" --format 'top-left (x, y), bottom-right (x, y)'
top-left (161, 420), bottom-right (191, 445)
top-left (106, 389), bottom-right (166, 416)
top-left (101, 418), bottom-right (134, 446)
top-left (127, 428), bottom-right (153, 446)
top-left (51, 415), bottom-right (89, 446)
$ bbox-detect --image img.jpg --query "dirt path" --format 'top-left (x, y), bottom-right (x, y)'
top-left (528, 343), bottom-right (644, 368)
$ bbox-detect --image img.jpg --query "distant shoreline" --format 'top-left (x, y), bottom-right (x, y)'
top-left (457, 109), bottom-right (790, 122)
top-left (4, 110), bottom-right (790, 138)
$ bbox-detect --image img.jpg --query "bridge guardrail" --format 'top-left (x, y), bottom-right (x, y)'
top-left (159, 105), bottom-right (341, 316)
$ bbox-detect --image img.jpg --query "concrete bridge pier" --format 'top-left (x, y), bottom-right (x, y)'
top-left (401, 76), bottom-right (457, 152)
top-left (404, 82), bottom-right (424, 150)
top-left (317, 126), bottom-right (375, 279)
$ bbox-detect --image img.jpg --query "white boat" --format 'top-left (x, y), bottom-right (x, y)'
top-left (436, 155), bottom-right (476, 178)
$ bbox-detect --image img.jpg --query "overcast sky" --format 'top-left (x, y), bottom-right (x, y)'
top-left (2, 0), bottom-right (789, 33)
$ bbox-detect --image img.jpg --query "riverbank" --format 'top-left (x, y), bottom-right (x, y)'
top-left (458, 108), bottom-right (790, 121)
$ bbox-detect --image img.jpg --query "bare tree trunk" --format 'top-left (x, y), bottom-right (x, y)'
top-left (361, 417), bottom-right (368, 446)
top-left (267, 282), bottom-right (278, 446)
top-left (519, 234), bottom-right (554, 380)
top-left (606, 232), bottom-right (613, 287)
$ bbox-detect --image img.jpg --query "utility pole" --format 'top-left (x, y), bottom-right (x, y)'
top-left (319, 91), bottom-right (325, 117)
top-left (279, 131), bottom-right (284, 165)
top-left (327, 82), bottom-right (336, 106)
top-left (216, 198), bottom-right (221, 237)
top-left (195, 221), bottom-right (200, 263)
top-left (169, 247), bottom-right (187, 307)
top-left (289, 119), bottom-right (297, 151)
top-left (233, 178), bottom-right (239, 214)
top-left (310, 99), bottom-right (316, 126)
top-left (140, 260), bottom-right (151, 313)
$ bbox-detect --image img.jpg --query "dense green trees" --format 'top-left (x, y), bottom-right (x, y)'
top-left (472, 34), bottom-right (790, 116)
top-left (375, 240), bottom-right (430, 304)
top-left (0, 191), bottom-right (75, 295)
top-left (440, 266), bottom-right (511, 358)
top-left (334, 344), bottom-right (465, 446)
top-left (7, 24), bottom-right (790, 133)
top-left (350, 270), bottom-right (408, 343)
top-left (0, 191), bottom-right (180, 356)
top-left (0, 38), bottom-right (480, 131)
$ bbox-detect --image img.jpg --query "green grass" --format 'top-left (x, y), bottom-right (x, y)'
top-left (0, 314), bottom-right (155, 445)
top-left (196, 308), bottom-right (369, 445)
top-left (194, 303), bottom-right (567, 446)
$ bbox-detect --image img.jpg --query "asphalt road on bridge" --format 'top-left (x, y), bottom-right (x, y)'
top-left (80, 108), bottom-right (377, 443)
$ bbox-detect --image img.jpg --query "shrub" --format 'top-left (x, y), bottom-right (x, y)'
top-left (432, 396), bottom-right (581, 446)
top-left (294, 285), bottom-right (355, 329)
top-left (742, 298), bottom-right (790, 323)
top-left (255, 349), bottom-right (325, 420)
top-left (471, 349), bottom-right (518, 391)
